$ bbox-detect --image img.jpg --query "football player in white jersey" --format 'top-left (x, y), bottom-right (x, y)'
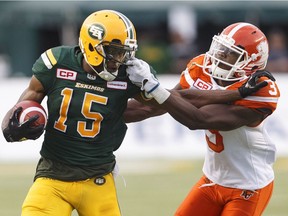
top-left (125, 22), bottom-right (280, 216)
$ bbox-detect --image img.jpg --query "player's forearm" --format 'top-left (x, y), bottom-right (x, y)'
top-left (124, 99), bottom-right (166, 123)
top-left (124, 106), bottom-right (165, 123)
top-left (174, 89), bottom-right (241, 108)
top-left (160, 92), bottom-right (206, 130)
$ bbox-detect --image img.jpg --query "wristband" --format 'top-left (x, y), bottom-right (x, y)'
top-left (150, 85), bottom-right (171, 104)
top-left (140, 91), bottom-right (154, 101)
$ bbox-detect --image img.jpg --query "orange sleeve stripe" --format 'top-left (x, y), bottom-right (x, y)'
top-left (233, 100), bottom-right (278, 112)
top-left (179, 55), bottom-right (211, 89)
top-left (226, 76), bottom-right (280, 113)
top-left (179, 72), bottom-right (191, 89)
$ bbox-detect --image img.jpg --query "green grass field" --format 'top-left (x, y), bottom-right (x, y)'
top-left (0, 157), bottom-right (287, 216)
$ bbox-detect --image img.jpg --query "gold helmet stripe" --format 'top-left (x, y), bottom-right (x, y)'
top-left (113, 10), bottom-right (135, 40)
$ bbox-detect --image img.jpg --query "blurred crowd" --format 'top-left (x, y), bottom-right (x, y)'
top-left (266, 28), bottom-right (288, 73)
top-left (1, 4), bottom-right (288, 77)
top-left (136, 7), bottom-right (288, 75)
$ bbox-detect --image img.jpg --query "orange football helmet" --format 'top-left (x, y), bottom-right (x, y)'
top-left (203, 22), bottom-right (269, 81)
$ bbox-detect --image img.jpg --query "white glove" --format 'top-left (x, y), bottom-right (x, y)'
top-left (126, 58), bottom-right (171, 104)
top-left (126, 58), bottom-right (159, 91)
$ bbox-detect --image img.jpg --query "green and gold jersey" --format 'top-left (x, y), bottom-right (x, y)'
top-left (32, 46), bottom-right (141, 179)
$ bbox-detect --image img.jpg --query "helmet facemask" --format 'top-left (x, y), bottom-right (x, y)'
top-left (204, 35), bottom-right (248, 81)
top-left (96, 39), bottom-right (137, 66)
top-left (92, 39), bottom-right (137, 81)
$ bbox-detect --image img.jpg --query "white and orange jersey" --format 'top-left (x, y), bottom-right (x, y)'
top-left (179, 55), bottom-right (280, 190)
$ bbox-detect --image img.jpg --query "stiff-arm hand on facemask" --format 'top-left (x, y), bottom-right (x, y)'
top-left (126, 58), bottom-right (170, 104)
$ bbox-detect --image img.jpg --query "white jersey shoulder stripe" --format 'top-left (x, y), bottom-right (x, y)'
top-left (183, 68), bottom-right (195, 88)
top-left (41, 49), bottom-right (57, 69)
top-left (244, 95), bottom-right (279, 103)
top-left (41, 52), bottom-right (52, 69)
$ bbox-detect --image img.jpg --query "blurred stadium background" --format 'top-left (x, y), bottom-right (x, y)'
top-left (0, 1), bottom-right (288, 216)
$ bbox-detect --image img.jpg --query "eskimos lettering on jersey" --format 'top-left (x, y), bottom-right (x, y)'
top-left (75, 82), bottom-right (104, 92)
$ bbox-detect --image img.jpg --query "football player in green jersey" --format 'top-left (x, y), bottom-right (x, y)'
top-left (2, 10), bottom-right (141, 216)
top-left (1, 9), bottom-right (266, 216)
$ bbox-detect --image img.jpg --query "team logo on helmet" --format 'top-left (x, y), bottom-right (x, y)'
top-left (257, 41), bottom-right (268, 54)
top-left (88, 24), bottom-right (105, 40)
top-left (257, 41), bottom-right (268, 59)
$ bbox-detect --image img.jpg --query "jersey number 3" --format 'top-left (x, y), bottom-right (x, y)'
top-left (54, 88), bottom-right (108, 138)
top-left (205, 130), bottom-right (224, 153)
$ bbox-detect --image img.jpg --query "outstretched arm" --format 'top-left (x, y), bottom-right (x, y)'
top-left (124, 87), bottom-right (243, 123)
top-left (161, 91), bottom-right (263, 131)
top-left (125, 85), bottom-right (263, 130)
top-left (169, 86), bottom-right (243, 108)
top-left (125, 59), bottom-right (274, 126)
top-left (124, 97), bottom-right (166, 123)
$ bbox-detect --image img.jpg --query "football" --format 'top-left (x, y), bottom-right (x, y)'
top-left (14, 100), bottom-right (47, 127)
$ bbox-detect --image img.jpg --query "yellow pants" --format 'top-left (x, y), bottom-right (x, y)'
top-left (22, 173), bottom-right (121, 216)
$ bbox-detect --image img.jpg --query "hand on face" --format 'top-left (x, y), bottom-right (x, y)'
top-left (126, 58), bottom-right (153, 89)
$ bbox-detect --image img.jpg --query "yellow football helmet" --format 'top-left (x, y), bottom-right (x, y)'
top-left (79, 10), bottom-right (137, 80)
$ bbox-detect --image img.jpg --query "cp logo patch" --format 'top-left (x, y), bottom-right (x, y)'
top-left (193, 78), bottom-right (212, 90)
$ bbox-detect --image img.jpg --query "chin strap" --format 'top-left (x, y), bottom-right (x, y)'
top-left (98, 70), bottom-right (118, 81)
top-left (86, 59), bottom-right (118, 81)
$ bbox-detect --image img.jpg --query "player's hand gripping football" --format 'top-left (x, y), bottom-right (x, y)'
top-left (2, 107), bottom-right (45, 142)
top-left (238, 70), bottom-right (276, 98)
top-left (126, 58), bottom-right (159, 93)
